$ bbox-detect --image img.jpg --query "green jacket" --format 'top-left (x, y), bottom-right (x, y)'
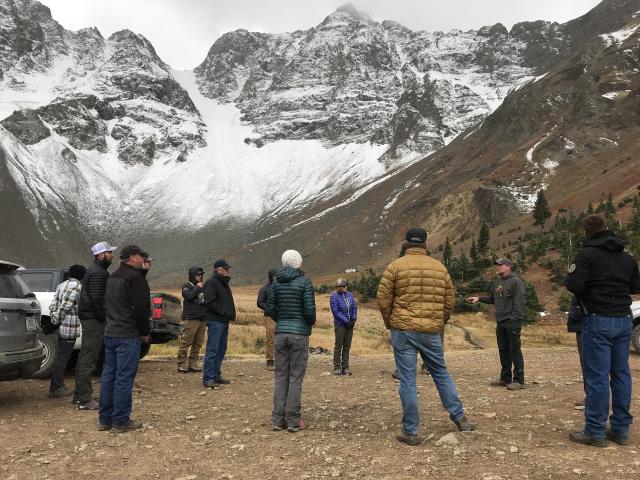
top-left (265, 267), bottom-right (316, 336)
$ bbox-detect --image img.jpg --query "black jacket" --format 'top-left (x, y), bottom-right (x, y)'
top-left (257, 282), bottom-right (274, 318)
top-left (182, 267), bottom-right (206, 320)
top-left (204, 273), bottom-right (236, 323)
top-left (565, 231), bottom-right (640, 316)
top-left (479, 273), bottom-right (526, 323)
top-left (78, 259), bottom-right (110, 322)
top-left (104, 264), bottom-right (151, 337)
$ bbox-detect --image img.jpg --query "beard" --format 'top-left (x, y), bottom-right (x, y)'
top-left (99, 257), bottom-right (112, 268)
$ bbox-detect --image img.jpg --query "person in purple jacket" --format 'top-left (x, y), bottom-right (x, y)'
top-left (330, 278), bottom-right (357, 375)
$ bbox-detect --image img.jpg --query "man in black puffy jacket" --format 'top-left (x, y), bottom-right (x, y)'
top-left (177, 267), bottom-right (206, 373)
top-left (75, 241), bottom-right (116, 410)
top-left (566, 214), bottom-right (640, 447)
top-left (202, 259), bottom-right (236, 388)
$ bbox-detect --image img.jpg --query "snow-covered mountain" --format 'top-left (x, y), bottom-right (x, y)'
top-left (1, 0), bottom-right (638, 278)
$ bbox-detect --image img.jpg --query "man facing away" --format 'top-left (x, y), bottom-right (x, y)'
top-left (467, 258), bottom-right (526, 390)
top-left (377, 227), bottom-right (475, 446)
top-left (48, 264), bottom-right (86, 398)
top-left (75, 241), bottom-right (116, 410)
top-left (566, 214), bottom-right (640, 447)
top-left (99, 244), bottom-right (151, 432)
top-left (257, 269), bottom-right (278, 370)
top-left (202, 259), bottom-right (236, 388)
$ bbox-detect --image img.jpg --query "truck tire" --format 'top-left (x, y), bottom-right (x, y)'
top-left (31, 331), bottom-right (58, 379)
top-left (140, 342), bottom-right (151, 359)
top-left (632, 324), bottom-right (640, 355)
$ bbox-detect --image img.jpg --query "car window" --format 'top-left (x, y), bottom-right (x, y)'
top-left (18, 272), bottom-right (55, 292)
top-left (0, 269), bottom-right (32, 298)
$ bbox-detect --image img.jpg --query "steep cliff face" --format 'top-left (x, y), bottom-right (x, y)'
top-left (1, 0), bottom-right (638, 279)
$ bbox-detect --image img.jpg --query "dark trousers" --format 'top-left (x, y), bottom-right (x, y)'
top-left (203, 320), bottom-right (229, 383)
top-left (333, 325), bottom-right (354, 370)
top-left (75, 318), bottom-right (104, 403)
top-left (576, 331), bottom-right (586, 393)
top-left (496, 319), bottom-right (524, 384)
top-left (99, 336), bottom-right (141, 427)
top-left (49, 337), bottom-right (76, 392)
top-left (272, 333), bottom-right (309, 429)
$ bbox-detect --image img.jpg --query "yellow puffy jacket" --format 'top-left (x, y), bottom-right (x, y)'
top-left (376, 247), bottom-right (455, 333)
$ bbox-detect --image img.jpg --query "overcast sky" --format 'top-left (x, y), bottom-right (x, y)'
top-left (43, 0), bottom-right (602, 70)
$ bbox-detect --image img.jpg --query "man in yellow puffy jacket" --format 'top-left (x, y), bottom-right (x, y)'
top-left (377, 227), bottom-right (475, 446)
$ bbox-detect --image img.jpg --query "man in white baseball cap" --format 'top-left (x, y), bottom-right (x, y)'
top-left (91, 242), bottom-right (117, 256)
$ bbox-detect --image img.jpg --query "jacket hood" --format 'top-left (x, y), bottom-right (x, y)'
top-left (276, 266), bottom-right (303, 284)
top-left (584, 230), bottom-right (627, 252)
top-left (188, 266), bottom-right (204, 282)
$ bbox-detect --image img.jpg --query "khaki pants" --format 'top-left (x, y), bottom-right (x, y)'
top-left (265, 317), bottom-right (276, 361)
top-left (177, 319), bottom-right (206, 367)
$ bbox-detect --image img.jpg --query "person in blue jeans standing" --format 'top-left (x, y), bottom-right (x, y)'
top-left (376, 227), bottom-right (475, 446)
top-left (566, 214), bottom-right (640, 447)
top-left (330, 278), bottom-right (357, 375)
top-left (99, 245), bottom-right (151, 432)
top-left (202, 259), bottom-right (236, 388)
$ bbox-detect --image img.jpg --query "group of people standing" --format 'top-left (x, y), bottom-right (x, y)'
top-left (45, 213), bottom-right (639, 447)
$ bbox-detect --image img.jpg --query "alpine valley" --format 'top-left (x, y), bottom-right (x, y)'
top-left (0, 0), bottom-right (639, 281)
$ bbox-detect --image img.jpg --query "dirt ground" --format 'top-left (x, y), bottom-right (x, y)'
top-left (1, 348), bottom-right (639, 480)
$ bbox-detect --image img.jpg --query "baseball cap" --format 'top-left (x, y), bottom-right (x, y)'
top-left (119, 244), bottom-right (147, 259)
top-left (214, 259), bottom-right (231, 269)
top-left (336, 278), bottom-right (348, 287)
top-left (405, 227), bottom-right (427, 243)
top-left (494, 258), bottom-right (513, 267)
top-left (91, 241), bottom-right (117, 256)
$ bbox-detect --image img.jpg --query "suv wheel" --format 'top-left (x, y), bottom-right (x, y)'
top-left (632, 323), bottom-right (640, 355)
top-left (31, 331), bottom-right (58, 378)
top-left (140, 342), bottom-right (151, 359)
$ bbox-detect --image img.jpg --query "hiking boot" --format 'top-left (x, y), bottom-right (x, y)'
top-left (391, 370), bottom-right (400, 380)
top-left (177, 365), bottom-right (189, 373)
top-left (489, 379), bottom-right (509, 387)
top-left (98, 423), bottom-right (112, 431)
top-left (342, 368), bottom-right (352, 376)
top-left (421, 364), bottom-right (430, 375)
top-left (266, 360), bottom-right (275, 371)
top-left (112, 420), bottom-right (144, 433)
top-left (334, 369), bottom-right (343, 375)
top-left (507, 382), bottom-right (524, 390)
top-left (454, 415), bottom-right (476, 432)
top-left (214, 378), bottom-right (231, 385)
top-left (574, 398), bottom-right (585, 407)
top-left (78, 399), bottom-right (99, 410)
top-left (606, 428), bottom-right (629, 446)
top-left (396, 431), bottom-right (422, 446)
top-left (287, 419), bottom-right (306, 433)
top-left (272, 424), bottom-right (284, 431)
top-left (569, 431), bottom-right (608, 448)
top-left (202, 381), bottom-right (217, 389)
top-left (188, 365), bottom-right (202, 372)
top-left (49, 387), bottom-right (73, 398)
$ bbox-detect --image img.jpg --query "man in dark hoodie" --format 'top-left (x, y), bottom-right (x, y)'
top-left (467, 257), bottom-right (526, 390)
top-left (265, 250), bottom-right (316, 433)
top-left (177, 267), bottom-right (206, 373)
top-left (566, 214), bottom-right (640, 448)
top-left (99, 244), bottom-right (151, 432)
top-left (202, 259), bottom-right (236, 388)
top-left (75, 241), bottom-right (116, 410)
top-left (257, 269), bottom-right (277, 370)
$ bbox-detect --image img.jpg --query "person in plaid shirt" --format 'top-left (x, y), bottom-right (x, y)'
top-left (48, 264), bottom-right (86, 398)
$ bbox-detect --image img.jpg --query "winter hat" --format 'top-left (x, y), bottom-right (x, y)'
top-left (405, 227), bottom-right (427, 243)
top-left (119, 244), bottom-right (146, 259)
top-left (68, 264), bottom-right (86, 280)
top-left (281, 250), bottom-right (303, 269)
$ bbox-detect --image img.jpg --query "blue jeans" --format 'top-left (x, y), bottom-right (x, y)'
top-left (582, 314), bottom-right (633, 439)
top-left (203, 320), bottom-right (229, 383)
top-left (99, 336), bottom-right (141, 426)
top-left (391, 329), bottom-right (465, 435)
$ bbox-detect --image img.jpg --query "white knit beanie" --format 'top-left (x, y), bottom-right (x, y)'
top-left (281, 250), bottom-right (303, 269)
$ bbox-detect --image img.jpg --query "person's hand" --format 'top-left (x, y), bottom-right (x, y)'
top-left (466, 296), bottom-right (480, 304)
top-left (140, 335), bottom-right (150, 343)
top-left (197, 282), bottom-right (204, 288)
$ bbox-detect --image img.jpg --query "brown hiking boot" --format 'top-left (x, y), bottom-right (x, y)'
top-left (489, 379), bottom-right (508, 387)
top-left (396, 431), bottom-right (422, 446)
top-left (112, 420), bottom-right (144, 433)
top-left (606, 428), bottom-right (629, 446)
top-left (506, 382), bottom-right (524, 390)
top-left (569, 431), bottom-right (608, 448)
top-left (454, 415), bottom-right (476, 432)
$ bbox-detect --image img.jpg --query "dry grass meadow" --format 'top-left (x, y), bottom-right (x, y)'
top-left (150, 285), bottom-right (577, 359)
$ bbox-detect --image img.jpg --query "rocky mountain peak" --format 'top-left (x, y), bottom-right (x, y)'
top-left (320, 4), bottom-right (374, 28)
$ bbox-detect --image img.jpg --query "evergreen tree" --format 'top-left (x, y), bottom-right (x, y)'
top-left (586, 202), bottom-right (594, 214)
top-left (469, 238), bottom-right (478, 263)
top-left (604, 193), bottom-right (616, 215)
top-left (532, 189), bottom-right (551, 227)
top-left (443, 237), bottom-right (453, 267)
top-left (477, 222), bottom-right (490, 256)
